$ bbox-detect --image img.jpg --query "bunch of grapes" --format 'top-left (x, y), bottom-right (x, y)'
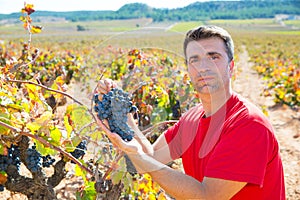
top-left (70, 140), bottom-right (87, 160)
top-left (26, 147), bottom-right (42, 172)
top-left (0, 145), bottom-right (21, 181)
top-left (171, 100), bottom-right (181, 119)
top-left (0, 145), bottom-right (21, 173)
top-left (94, 88), bottom-right (138, 141)
top-left (8, 145), bottom-right (21, 168)
top-left (42, 155), bottom-right (55, 168)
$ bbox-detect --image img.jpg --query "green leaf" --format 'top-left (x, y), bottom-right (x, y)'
top-left (75, 164), bottom-right (87, 182)
top-left (64, 116), bottom-right (73, 139)
top-left (111, 158), bottom-right (126, 185)
top-left (35, 141), bottom-right (57, 156)
top-left (123, 173), bottom-right (133, 191)
top-left (26, 122), bottom-right (41, 132)
top-left (49, 127), bottom-right (62, 145)
top-left (66, 104), bottom-right (92, 132)
top-left (0, 113), bottom-right (12, 134)
top-left (0, 145), bottom-right (5, 155)
top-left (76, 181), bottom-right (97, 200)
top-left (89, 130), bottom-right (103, 141)
top-left (111, 169), bottom-right (124, 185)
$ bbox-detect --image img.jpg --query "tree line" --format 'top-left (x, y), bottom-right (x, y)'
top-left (1, 0), bottom-right (300, 22)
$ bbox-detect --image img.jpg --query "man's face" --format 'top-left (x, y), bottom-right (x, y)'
top-left (186, 37), bottom-right (233, 95)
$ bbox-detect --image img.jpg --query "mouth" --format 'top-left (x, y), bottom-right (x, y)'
top-left (197, 76), bottom-right (214, 82)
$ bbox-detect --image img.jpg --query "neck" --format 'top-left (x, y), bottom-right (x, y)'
top-left (198, 88), bottom-right (232, 117)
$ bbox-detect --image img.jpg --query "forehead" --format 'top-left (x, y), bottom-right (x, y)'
top-left (186, 37), bottom-right (226, 56)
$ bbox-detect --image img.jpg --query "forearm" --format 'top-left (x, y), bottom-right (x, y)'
top-left (132, 126), bottom-right (154, 155)
top-left (127, 153), bottom-right (207, 200)
top-left (128, 114), bottom-right (154, 155)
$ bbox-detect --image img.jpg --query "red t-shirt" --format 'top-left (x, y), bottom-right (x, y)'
top-left (165, 93), bottom-right (285, 199)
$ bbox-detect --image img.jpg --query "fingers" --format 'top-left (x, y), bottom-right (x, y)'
top-left (96, 79), bottom-right (117, 94)
top-left (95, 116), bottom-right (120, 145)
top-left (127, 113), bottom-right (138, 129)
top-left (95, 115), bottom-right (140, 154)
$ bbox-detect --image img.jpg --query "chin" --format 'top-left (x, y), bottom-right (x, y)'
top-left (196, 85), bottom-right (220, 94)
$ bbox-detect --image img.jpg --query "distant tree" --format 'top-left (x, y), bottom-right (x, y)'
top-left (77, 25), bottom-right (86, 31)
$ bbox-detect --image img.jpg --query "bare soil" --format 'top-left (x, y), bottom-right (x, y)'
top-left (234, 46), bottom-right (300, 200)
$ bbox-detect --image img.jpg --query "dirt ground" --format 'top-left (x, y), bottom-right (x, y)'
top-left (1, 47), bottom-right (299, 199)
top-left (233, 46), bottom-right (300, 200)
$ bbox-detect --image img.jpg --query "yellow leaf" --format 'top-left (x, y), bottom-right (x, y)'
top-left (50, 127), bottom-right (62, 145)
top-left (30, 25), bottom-right (43, 34)
top-left (35, 111), bottom-right (53, 125)
top-left (0, 114), bottom-right (12, 135)
top-left (64, 116), bottom-right (73, 138)
top-left (26, 121), bottom-right (41, 132)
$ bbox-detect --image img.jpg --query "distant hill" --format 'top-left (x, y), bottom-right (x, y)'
top-left (0, 1), bottom-right (299, 22)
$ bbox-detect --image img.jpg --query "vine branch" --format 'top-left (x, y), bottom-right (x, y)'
top-left (5, 78), bottom-right (84, 106)
top-left (0, 121), bottom-right (93, 175)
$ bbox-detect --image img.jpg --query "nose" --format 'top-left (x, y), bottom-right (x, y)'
top-left (189, 58), bottom-right (212, 74)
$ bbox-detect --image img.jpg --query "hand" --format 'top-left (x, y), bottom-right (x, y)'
top-left (96, 116), bottom-right (143, 155)
top-left (96, 78), bottom-right (117, 97)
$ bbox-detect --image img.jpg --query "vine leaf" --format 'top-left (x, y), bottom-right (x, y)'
top-left (35, 141), bottom-right (57, 156)
top-left (49, 126), bottom-right (62, 146)
top-left (110, 157), bottom-right (126, 185)
top-left (26, 111), bottom-right (53, 132)
top-left (0, 172), bottom-right (7, 185)
top-left (63, 115), bottom-right (73, 138)
top-left (0, 113), bottom-right (12, 135)
top-left (66, 104), bottom-right (92, 134)
top-left (30, 25), bottom-right (43, 34)
top-left (22, 3), bottom-right (35, 15)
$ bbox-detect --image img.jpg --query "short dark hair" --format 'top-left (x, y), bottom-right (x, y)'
top-left (183, 25), bottom-right (234, 62)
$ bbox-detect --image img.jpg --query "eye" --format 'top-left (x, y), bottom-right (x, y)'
top-left (189, 57), bottom-right (200, 64)
top-left (209, 54), bottom-right (219, 60)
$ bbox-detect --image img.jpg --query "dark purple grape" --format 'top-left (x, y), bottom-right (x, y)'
top-left (70, 140), bottom-right (87, 160)
top-left (94, 88), bottom-right (138, 141)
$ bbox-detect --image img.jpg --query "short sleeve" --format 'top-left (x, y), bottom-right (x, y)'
top-left (164, 121), bottom-right (182, 160)
top-left (205, 122), bottom-right (274, 186)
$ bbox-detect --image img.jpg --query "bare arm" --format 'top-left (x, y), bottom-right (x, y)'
top-left (99, 120), bottom-right (246, 200)
top-left (129, 152), bottom-right (246, 200)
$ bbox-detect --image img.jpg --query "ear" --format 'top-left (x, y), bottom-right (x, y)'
top-left (229, 60), bottom-right (235, 77)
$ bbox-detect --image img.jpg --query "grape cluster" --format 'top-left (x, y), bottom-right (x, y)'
top-left (171, 100), bottom-right (181, 119)
top-left (94, 88), bottom-right (138, 141)
top-left (0, 145), bottom-right (21, 172)
top-left (42, 155), bottom-right (55, 168)
top-left (70, 140), bottom-right (87, 160)
top-left (26, 147), bottom-right (42, 172)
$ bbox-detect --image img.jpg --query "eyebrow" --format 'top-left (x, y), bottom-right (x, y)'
top-left (207, 51), bottom-right (222, 57)
top-left (188, 51), bottom-right (222, 61)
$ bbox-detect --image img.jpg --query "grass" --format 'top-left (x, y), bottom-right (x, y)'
top-left (169, 21), bottom-right (204, 32)
top-left (283, 20), bottom-right (300, 28)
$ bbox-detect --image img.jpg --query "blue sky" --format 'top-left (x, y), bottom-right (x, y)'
top-left (0, 0), bottom-right (208, 14)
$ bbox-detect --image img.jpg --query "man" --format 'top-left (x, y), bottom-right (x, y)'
top-left (97, 25), bottom-right (285, 199)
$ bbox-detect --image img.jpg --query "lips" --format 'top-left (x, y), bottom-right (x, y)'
top-left (198, 76), bottom-right (214, 82)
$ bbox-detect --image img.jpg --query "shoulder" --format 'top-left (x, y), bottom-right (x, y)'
top-left (181, 103), bottom-right (204, 120)
top-left (227, 93), bottom-right (274, 133)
